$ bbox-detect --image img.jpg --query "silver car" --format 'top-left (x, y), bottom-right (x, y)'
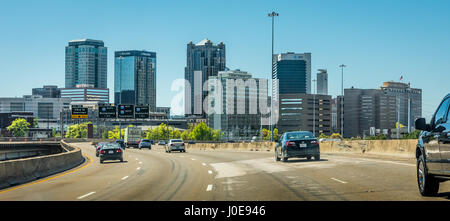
top-left (166, 139), bottom-right (185, 153)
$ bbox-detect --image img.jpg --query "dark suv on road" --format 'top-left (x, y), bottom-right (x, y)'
top-left (415, 93), bottom-right (450, 196)
top-left (275, 131), bottom-right (320, 162)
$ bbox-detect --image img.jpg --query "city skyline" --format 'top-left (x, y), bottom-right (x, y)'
top-left (1, 0), bottom-right (449, 120)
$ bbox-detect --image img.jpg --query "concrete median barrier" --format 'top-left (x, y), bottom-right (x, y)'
top-left (185, 139), bottom-right (418, 158)
top-left (0, 140), bottom-right (84, 189)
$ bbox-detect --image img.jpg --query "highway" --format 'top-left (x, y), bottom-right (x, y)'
top-left (0, 142), bottom-right (449, 201)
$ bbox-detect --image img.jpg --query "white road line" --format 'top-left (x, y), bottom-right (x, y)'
top-left (191, 158), bottom-right (196, 161)
top-left (77, 192), bottom-right (96, 200)
top-left (331, 178), bottom-right (347, 184)
top-left (206, 184), bottom-right (213, 191)
top-left (202, 163), bottom-right (207, 166)
top-left (121, 176), bottom-right (129, 180)
top-left (139, 162), bottom-right (142, 164)
top-left (208, 170), bottom-right (213, 174)
top-left (136, 167), bottom-right (141, 170)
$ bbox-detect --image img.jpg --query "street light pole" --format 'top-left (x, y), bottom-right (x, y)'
top-left (268, 11), bottom-right (279, 142)
top-left (312, 79), bottom-right (317, 136)
top-left (339, 64), bottom-right (346, 138)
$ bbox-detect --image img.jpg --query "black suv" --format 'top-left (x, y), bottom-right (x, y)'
top-left (415, 93), bottom-right (450, 196)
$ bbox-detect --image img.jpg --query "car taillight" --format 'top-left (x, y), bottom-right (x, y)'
top-left (181, 143), bottom-right (184, 146)
top-left (171, 144), bottom-right (174, 146)
top-left (117, 149), bottom-right (122, 153)
top-left (311, 140), bottom-right (319, 145)
top-left (285, 141), bottom-right (296, 147)
top-left (100, 150), bottom-right (105, 154)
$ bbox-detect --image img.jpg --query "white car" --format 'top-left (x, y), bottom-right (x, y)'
top-left (166, 139), bottom-right (185, 153)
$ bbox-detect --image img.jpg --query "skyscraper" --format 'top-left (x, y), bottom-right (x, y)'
top-left (317, 69), bottom-right (328, 95)
top-left (273, 52), bottom-right (311, 95)
top-left (114, 50), bottom-right (157, 111)
top-left (185, 39), bottom-right (226, 117)
top-left (65, 39), bottom-right (107, 89)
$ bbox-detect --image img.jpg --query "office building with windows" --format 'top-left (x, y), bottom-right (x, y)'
top-left (317, 69), bottom-right (328, 95)
top-left (278, 93), bottom-right (332, 136)
top-left (207, 69), bottom-right (267, 140)
top-left (114, 50), bottom-right (157, 111)
top-left (32, 85), bottom-right (61, 98)
top-left (185, 39), bottom-right (226, 117)
top-left (273, 52), bottom-right (311, 95)
top-left (65, 39), bottom-right (107, 89)
top-left (60, 85), bottom-right (109, 103)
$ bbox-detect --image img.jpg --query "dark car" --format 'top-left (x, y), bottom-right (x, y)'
top-left (415, 93), bottom-right (450, 196)
top-left (275, 131), bottom-right (320, 162)
top-left (138, 139), bottom-right (152, 150)
top-left (96, 142), bottom-right (108, 157)
top-left (115, 139), bottom-right (125, 149)
top-left (99, 143), bottom-right (124, 163)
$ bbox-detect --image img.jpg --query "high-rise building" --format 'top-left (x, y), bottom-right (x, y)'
top-left (273, 52), bottom-right (311, 95)
top-left (114, 50), bottom-right (157, 111)
top-left (207, 69), bottom-right (267, 140)
top-left (65, 39), bottom-right (107, 89)
top-left (317, 69), bottom-right (328, 95)
top-left (342, 81), bottom-right (421, 138)
top-left (185, 39), bottom-right (226, 117)
top-left (32, 85), bottom-right (61, 98)
top-left (278, 93), bottom-right (332, 136)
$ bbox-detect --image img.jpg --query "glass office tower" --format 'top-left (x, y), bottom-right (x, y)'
top-left (114, 50), bottom-right (157, 111)
top-left (65, 39), bottom-right (107, 89)
top-left (273, 52), bottom-right (311, 95)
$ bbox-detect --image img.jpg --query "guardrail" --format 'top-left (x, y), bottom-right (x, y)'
top-left (0, 140), bottom-right (84, 189)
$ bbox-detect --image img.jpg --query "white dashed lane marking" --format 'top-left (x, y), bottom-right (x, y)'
top-left (77, 192), bottom-right (96, 200)
top-left (122, 176), bottom-right (129, 180)
top-left (206, 184), bottom-right (213, 191)
top-left (331, 178), bottom-right (347, 184)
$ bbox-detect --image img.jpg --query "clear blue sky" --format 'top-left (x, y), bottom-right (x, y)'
top-left (0, 0), bottom-right (449, 119)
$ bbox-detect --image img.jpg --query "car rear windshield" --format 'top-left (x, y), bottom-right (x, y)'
top-left (171, 139), bottom-right (183, 142)
top-left (103, 143), bottom-right (121, 149)
top-left (285, 132), bottom-right (315, 140)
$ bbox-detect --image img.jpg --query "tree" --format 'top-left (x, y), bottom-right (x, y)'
top-left (65, 121), bottom-right (96, 138)
top-left (7, 118), bottom-right (30, 137)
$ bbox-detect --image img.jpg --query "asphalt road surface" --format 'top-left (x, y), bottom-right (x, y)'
top-left (1, 142), bottom-right (449, 201)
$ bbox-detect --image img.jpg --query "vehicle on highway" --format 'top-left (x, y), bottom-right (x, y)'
top-left (187, 140), bottom-right (196, 144)
top-left (115, 139), bottom-right (125, 149)
top-left (99, 143), bottom-right (124, 164)
top-left (275, 131), bottom-right (320, 162)
top-left (138, 139), bottom-right (152, 150)
top-left (159, 140), bottom-right (166, 145)
top-left (96, 142), bottom-right (109, 157)
top-left (124, 127), bottom-right (142, 148)
top-left (166, 139), bottom-right (185, 153)
top-left (415, 93), bottom-right (450, 196)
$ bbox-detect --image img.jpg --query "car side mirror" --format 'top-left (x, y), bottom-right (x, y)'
top-left (415, 118), bottom-right (430, 131)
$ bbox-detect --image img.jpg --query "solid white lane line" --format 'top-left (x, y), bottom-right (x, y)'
top-left (331, 178), bottom-right (347, 184)
top-left (122, 176), bottom-right (129, 180)
top-left (208, 170), bottom-right (213, 174)
top-left (206, 184), bottom-right (213, 191)
top-left (202, 163), bottom-right (207, 166)
top-left (77, 192), bottom-right (96, 200)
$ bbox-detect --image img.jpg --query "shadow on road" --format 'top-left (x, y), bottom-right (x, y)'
top-left (100, 160), bottom-right (128, 164)
top-left (282, 159), bottom-right (329, 163)
top-left (436, 192), bottom-right (450, 200)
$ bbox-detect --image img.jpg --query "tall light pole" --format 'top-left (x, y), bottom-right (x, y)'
top-left (339, 64), bottom-right (346, 138)
top-left (268, 11), bottom-right (279, 142)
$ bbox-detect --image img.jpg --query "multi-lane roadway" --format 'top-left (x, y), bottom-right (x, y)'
top-left (1, 142), bottom-right (449, 201)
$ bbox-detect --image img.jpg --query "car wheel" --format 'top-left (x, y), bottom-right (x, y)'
top-left (100, 160), bottom-right (103, 164)
top-left (314, 155), bottom-right (320, 161)
top-left (120, 158), bottom-right (123, 162)
top-left (417, 154), bottom-right (439, 196)
top-left (306, 156), bottom-right (312, 160)
top-left (282, 157), bottom-right (288, 162)
top-left (275, 148), bottom-right (280, 161)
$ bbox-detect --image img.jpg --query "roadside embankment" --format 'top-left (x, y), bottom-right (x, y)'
top-left (0, 140), bottom-right (84, 189)
top-left (186, 139), bottom-right (418, 158)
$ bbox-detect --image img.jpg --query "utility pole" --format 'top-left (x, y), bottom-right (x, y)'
top-left (268, 11), bottom-right (279, 142)
top-left (339, 64), bottom-right (346, 138)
